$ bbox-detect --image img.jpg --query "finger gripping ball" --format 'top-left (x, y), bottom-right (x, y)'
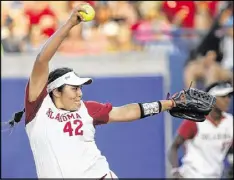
top-left (79, 4), bottom-right (95, 22)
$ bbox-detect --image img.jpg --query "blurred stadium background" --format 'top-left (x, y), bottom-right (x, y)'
top-left (1, 1), bottom-right (233, 178)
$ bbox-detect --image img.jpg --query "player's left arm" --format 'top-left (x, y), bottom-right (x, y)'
top-left (84, 100), bottom-right (175, 125)
top-left (108, 100), bottom-right (174, 123)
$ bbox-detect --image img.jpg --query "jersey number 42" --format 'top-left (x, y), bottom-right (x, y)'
top-left (63, 120), bottom-right (83, 136)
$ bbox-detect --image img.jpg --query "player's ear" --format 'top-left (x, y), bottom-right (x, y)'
top-left (52, 89), bottom-right (62, 98)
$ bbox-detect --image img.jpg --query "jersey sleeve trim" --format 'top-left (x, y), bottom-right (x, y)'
top-left (25, 80), bottom-right (48, 125)
top-left (177, 120), bottom-right (198, 140)
top-left (84, 101), bottom-right (113, 126)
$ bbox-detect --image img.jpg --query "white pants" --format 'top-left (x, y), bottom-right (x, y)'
top-left (179, 166), bottom-right (221, 178)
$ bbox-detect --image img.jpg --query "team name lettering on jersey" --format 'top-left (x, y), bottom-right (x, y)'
top-left (201, 133), bottom-right (232, 140)
top-left (46, 108), bottom-right (81, 122)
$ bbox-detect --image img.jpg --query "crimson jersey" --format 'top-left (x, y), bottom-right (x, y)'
top-left (24, 82), bottom-right (114, 178)
top-left (177, 114), bottom-right (233, 178)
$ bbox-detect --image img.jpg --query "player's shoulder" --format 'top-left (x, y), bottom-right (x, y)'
top-left (223, 112), bottom-right (233, 118)
top-left (180, 119), bottom-right (198, 128)
top-left (177, 119), bottom-right (198, 139)
top-left (223, 112), bottom-right (233, 123)
top-left (83, 100), bottom-right (112, 105)
top-left (182, 119), bottom-right (198, 125)
top-left (82, 100), bottom-right (113, 119)
top-left (83, 100), bottom-right (112, 110)
top-left (83, 100), bottom-right (102, 107)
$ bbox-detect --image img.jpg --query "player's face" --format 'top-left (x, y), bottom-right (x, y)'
top-left (60, 85), bottom-right (83, 111)
top-left (215, 94), bottom-right (232, 112)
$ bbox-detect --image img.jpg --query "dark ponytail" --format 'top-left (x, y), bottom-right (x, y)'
top-left (1, 108), bottom-right (25, 133)
top-left (8, 108), bottom-right (25, 127)
top-left (2, 67), bottom-right (73, 132)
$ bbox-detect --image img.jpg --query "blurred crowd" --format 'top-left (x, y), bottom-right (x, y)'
top-left (1, 1), bottom-right (233, 89)
top-left (183, 1), bottom-right (233, 89)
top-left (1, 1), bottom-right (233, 178)
top-left (1, 1), bottom-right (230, 55)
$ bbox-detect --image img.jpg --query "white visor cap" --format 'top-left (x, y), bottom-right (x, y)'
top-left (47, 71), bottom-right (92, 93)
top-left (208, 82), bottom-right (233, 97)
